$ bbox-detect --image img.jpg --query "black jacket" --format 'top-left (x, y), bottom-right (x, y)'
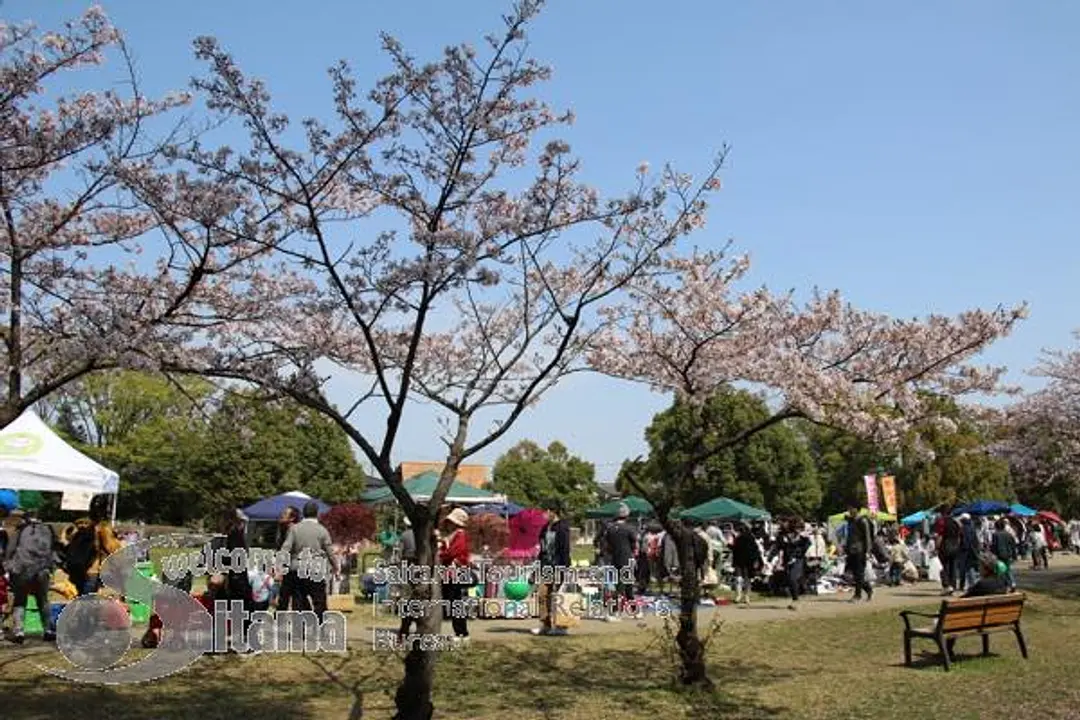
top-left (732, 533), bottom-right (761, 570)
top-left (539, 518), bottom-right (571, 568)
top-left (991, 530), bottom-right (1017, 562)
top-left (845, 517), bottom-right (872, 556)
top-left (773, 533), bottom-right (810, 567)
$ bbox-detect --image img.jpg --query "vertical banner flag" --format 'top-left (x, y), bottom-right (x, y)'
top-left (61, 490), bottom-right (94, 511)
top-left (880, 475), bottom-right (897, 516)
top-left (864, 474), bottom-right (880, 514)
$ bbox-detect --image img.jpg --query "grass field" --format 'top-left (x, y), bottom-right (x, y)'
top-left (3, 567), bottom-right (1080, 719)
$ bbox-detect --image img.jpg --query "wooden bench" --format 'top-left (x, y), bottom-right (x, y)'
top-left (899, 593), bottom-right (1028, 671)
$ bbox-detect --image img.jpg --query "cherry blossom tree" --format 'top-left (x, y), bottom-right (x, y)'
top-left (996, 330), bottom-right (1080, 514)
top-left (588, 245), bottom-right (1026, 686)
top-left (146, 2), bottom-right (724, 717)
top-left (0, 8), bottom-right (271, 427)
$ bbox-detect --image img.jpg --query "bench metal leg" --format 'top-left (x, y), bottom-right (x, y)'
top-left (937, 637), bottom-right (951, 671)
top-left (981, 634), bottom-right (990, 657)
top-left (904, 633), bottom-right (912, 667)
top-left (1013, 626), bottom-right (1029, 659)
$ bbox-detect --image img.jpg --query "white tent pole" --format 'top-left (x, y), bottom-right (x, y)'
top-left (110, 491), bottom-right (118, 524)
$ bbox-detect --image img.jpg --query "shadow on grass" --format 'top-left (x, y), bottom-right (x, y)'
top-left (481, 625), bottom-right (539, 634)
top-left (1024, 573), bottom-right (1080, 603)
top-left (0, 650), bottom-right (383, 720)
top-left (437, 638), bottom-right (789, 719)
top-left (891, 648), bottom-right (1024, 673)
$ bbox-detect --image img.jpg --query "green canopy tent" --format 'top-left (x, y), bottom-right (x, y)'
top-left (678, 496), bottom-right (770, 523)
top-left (358, 470), bottom-right (507, 506)
top-left (584, 495), bottom-right (654, 519)
top-left (827, 509), bottom-right (896, 525)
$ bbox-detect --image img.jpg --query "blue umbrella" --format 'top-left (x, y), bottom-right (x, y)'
top-left (465, 502), bottom-right (524, 517)
top-left (901, 509), bottom-right (935, 526)
top-left (953, 500), bottom-right (1011, 516)
top-left (0, 489), bottom-right (18, 511)
top-left (1009, 503), bottom-right (1037, 517)
top-left (242, 491), bottom-right (331, 521)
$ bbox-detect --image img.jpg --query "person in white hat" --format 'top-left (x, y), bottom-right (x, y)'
top-left (438, 507), bottom-right (472, 644)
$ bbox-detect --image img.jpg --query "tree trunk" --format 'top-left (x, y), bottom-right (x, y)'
top-left (670, 523), bottom-right (713, 688)
top-left (393, 513), bottom-right (439, 720)
top-left (3, 204), bottom-right (22, 429)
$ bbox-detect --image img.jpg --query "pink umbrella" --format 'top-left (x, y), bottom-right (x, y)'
top-left (507, 508), bottom-right (547, 561)
top-left (1038, 510), bottom-right (1065, 525)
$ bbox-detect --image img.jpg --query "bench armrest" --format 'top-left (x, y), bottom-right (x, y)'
top-left (899, 610), bottom-right (938, 631)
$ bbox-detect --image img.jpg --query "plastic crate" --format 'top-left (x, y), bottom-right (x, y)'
top-left (22, 597), bottom-right (64, 635)
top-left (129, 602), bottom-right (150, 625)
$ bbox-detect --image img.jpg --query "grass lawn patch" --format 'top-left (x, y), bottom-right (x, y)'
top-left (2, 587), bottom-right (1079, 718)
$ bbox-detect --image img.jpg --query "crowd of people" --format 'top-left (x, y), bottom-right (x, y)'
top-left (585, 504), bottom-right (1080, 616)
top-left (4, 493), bottom-right (1076, 649)
top-left (0, 497), bottom-right (340, 650)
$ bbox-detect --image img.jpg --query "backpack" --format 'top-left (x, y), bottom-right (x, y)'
top-left (63, 524), bottom-right (97, 580)
top-left (8, 521), bottom-right (57, 577)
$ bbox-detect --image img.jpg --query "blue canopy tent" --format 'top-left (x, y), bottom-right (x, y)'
top-left (901, 509), bottom-right (936, 527)
top-left (952, 500), bottom-right (1011, 516)
top-left (243, 490), bottom-right (331, 521)
top-left (1009, 503), bottom-right (1037, 517)
top-left (465, 502), bottom-right (524, 517)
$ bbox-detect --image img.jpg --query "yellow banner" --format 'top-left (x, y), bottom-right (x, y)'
top-left (881, 475), bottom-right (897, 515)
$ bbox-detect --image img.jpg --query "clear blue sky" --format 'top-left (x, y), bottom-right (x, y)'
top-left (12, 1), bottom-right (1080, 480)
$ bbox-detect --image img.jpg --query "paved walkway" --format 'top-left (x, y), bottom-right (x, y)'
top-left (371, 554), bottom-right (1080, 641)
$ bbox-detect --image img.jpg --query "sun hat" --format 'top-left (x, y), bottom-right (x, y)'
top-left (447, 508), bottom-right (469, 527)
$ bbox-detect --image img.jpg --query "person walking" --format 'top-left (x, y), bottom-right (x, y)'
top-left (731, 523), bottom-right (761, 605)
top-left (531, 501), bottom-right (571, 636)
top-left (276, 506), bottom-right (303, 611)
top-left (958, 514), bottom-right (979, 590)
top-left (601, 503), bottom-right (637, 620)
top-left (990, 519), bottom-right (1018, 592)
top-left (844, 506), bottom-right (874, 603)
top-left (5, 509), bottom-right (59, 644)
top-left (772, 519), bottom-right (810, 610)
top-left (438, 507), bottom-right (472, 645)
top-left (280, 501), bottom-right (336, 622)
top-left (938, 510), bottom-right (963, 595)
top-left (1029, 522), bottom-right (1049, 570)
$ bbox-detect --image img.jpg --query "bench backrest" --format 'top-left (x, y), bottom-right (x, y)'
top-left (939, 594), bottom-right (1025, 633)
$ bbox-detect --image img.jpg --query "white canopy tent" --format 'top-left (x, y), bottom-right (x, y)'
top-left (0, 410), bottom-right (119, 520)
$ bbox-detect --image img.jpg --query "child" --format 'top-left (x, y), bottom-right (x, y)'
top-left (141, 573), bottom-right (221, 650)
top-left (888, 538), bottom-right (910, 586)
top-left (248, 567), bottom-right (273, 613)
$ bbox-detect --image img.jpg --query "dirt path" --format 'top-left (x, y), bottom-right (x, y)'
top-left (408, 553), bottom-right (1080, 641)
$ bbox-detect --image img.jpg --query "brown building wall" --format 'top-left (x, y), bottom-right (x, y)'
top-left (400, 462), bottom-right (490, 488)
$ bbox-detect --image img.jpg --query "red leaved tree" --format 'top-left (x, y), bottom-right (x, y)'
top-left (321, 503), bottom-right (377, 546)
top-left (467, 514), bottom-right (509, 556)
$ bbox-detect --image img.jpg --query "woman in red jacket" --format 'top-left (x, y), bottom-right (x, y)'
top-left (439, 508), bottom-right (472, 643)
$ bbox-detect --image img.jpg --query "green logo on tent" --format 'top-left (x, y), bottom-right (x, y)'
top-left (0, 432), bottom-right (43, 456)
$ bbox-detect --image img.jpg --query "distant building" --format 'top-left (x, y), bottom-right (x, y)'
top-left (399, 462), bottom-right (490, 488)
top-left (595, 481), bottom-right (620, 500)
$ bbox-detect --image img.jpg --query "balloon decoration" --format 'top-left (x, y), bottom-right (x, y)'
top-left (504, 578), bottom-right (531, 601)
